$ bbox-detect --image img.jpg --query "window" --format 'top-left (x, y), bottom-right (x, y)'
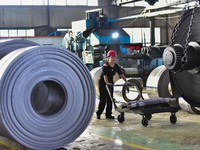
top-left (87, 0), bottom-right (98, 6)
top-left (67, 0), bottom-right (87, 6)
top-left (0, 0), bottom-right (20, 5)
top-left (0, 0), bottom-right (98, 6)
top-left (9, 30), bottom-right (17, 37)
top-left (18, 30), bottom-right (26, 36)
top-left (26, 29), bottom-right (35, 36)
top-left (0, 30), bottom-right (9, 37)
top-left (21, 0), bottom-right (46, 5)
top-left (0, 29), bottom-right (35, 37)
top-left (123, 27), bottom-right (161, 46)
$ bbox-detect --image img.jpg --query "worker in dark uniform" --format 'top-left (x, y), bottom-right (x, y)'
top-left (96, 50), bottom-right (128, 119)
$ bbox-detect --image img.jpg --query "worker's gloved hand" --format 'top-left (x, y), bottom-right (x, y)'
top-left (125, 82), bottom-right (132, 86)
top-left (107, 83), bottom-right (113, 87)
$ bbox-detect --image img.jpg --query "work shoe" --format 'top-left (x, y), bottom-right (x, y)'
top-left (97, 114), bottom-right (101, 119)
top-left (96, 112), bottom-right (101, 119)
top-left (106, 115), bottom-right (115, 119)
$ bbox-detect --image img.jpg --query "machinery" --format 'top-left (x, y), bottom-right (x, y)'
top-left (162, 1), bottom-right (200, 107)
top-left (90, 1), bottom-right (200, 115)
top-left (63, 8), bottom-right (165, 88)
top-left (65, 8), bottom-right (132, 69)
top-left (93, 1), bottom-right (200, 125)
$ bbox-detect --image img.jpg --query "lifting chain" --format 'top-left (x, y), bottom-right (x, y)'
top-left (170, 0), bottom-right (189, 46)
top-left (182, 0), bottom-right (199, 67)
top-left (169, 0), bottom-right (199, 70)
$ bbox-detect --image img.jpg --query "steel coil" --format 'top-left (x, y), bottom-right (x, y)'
top-left (0, 39), bottom-right (39, 58)
top-left (146, 65), bottom-right (200, 114)
top-left (169, 8), bottom-right (200, 106)
top-left (90, 67), bottom-right (119, 97)
top-left (90, 67), bottom-right (102, 98)
top-left (0, 45), bottom-right (95, 149)
top-left (114, 78), bottom-right (143, 102)
top-left (179, 98), bottom-right (200, 114)
top-left (146, 65), bottom-right (170, 97)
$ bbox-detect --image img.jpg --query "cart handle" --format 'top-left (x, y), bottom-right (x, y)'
top-left (107, 82), bottom-right (133, 87)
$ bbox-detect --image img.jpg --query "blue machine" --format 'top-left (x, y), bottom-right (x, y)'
top-left (71, 8), bottom-right (130, 56)
top-left (70, 8), bottom-right (164, 79)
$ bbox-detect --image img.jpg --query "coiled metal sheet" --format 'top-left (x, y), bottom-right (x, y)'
top-left (146, 65), bottom-right (170, 97)
top-left (0, 39), bottom-right (39, 58)
top-left (90, 67), bottom-right (119, 97)
top-left (146, 65), bottom-right (200, 114)
top-left (179, 98), bottom-right (200, 114)
top-left (169, 7), bottom-right (200, 106)
top-left (0, 45), bottom-right (95, 149)
top-left (114, 78), bottom-right (143, 102)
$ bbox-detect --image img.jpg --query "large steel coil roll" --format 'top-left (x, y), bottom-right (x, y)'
top-left (0, 45), bottom-right (95, 149)
top-left (146, 65), bottom-right (171, 97)
top-left (90, 67), bottom-right (119, 97)
top-left (0, 39), bottom-right (39, 58)
top-left (166, 7), bottom-right (200, 106)
top-left (90, 67), bottom-right (103, 97)
top-left (146, 65), bottom-right (200, 114)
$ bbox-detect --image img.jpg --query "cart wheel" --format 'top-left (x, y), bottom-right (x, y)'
top-left (144, 114), bottom-right (152, 120)
top-left (117, 114), bottom-right (125, 123)
top-left (141, 117), bottom-right (148, 127)
top-left (170, 114), bottom-right (177, 124)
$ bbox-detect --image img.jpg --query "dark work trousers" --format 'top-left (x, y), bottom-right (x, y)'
top-left (96, 83), bottom-right (114, 117)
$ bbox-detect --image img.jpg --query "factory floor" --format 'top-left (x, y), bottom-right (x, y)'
top-left (66, 90), bottom-right (200, 150)
top-left (66, 108), bottom-right (200, 150)
top-left (1, 91), bottom-right (200, 150)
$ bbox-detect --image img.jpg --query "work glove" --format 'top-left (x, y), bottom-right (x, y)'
top-left (107, 83), bottom-right (113, 86)
top-left (124, 82), bottom-right (131, 93)
top-left (125, 81), bottom-right (132, 86)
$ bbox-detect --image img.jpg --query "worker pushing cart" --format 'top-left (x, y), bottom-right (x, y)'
top-left (96, 50), bottom-right (129, 120)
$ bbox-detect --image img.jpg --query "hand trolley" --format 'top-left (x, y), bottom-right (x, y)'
top-left (106, 80), bottom-right (179, 127)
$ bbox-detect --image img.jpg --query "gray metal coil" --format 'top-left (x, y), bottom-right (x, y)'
top-left (90, 67), bottom-right (119, 98)
top-left (0, 39), bottom-right (39, 58)
top-left (146, 65), bottom-right (200, 114)
top-left (0, 44), bottom-right (95, 149)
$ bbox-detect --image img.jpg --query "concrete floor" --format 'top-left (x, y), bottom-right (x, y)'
top-left (67, 108), bottom-right (200, 150)
top-left (1, 90), bottom-right (200, 150)
top-left (66, 88), bottom-right (200, 150)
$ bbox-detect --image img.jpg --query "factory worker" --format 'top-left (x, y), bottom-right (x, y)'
top-left (96, 50), bottom-right (128, 119)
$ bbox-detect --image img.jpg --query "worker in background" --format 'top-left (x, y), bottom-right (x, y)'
top-left (96, 50), bottom-right (128, 119)
top-left (65, 31), bottom-right (74, 52)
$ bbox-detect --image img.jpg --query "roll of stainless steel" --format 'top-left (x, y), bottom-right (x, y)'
top-left (90, 67), bottom-right (119, 97)
top-left (146, 65), bottom-right (200, 114)
top-left (0, 45), bottom-right (95, 149)
top-left (146, 65), bottom-right (172, 99)
top-left (0, 39), bottom-right (39, 58)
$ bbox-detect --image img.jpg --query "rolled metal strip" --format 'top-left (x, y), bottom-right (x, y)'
top-left (146, 65), bottom-right (200, 114)
top-left (0, 39), bottom-right (39, 58)
top-left (0, 46), bottom-right (95, 149)
top-left (90, 67), bottom-right (119, 97)
top-left (178, 98), bottom-right (200, 114)
top-left (169, 8), bottom-right (200, 106)
top-left (90, 67), bottom-right (102, 98)
top-left (146, 65), bottom-right (170, 97)
top-left (114, 78), bottom-right (143, 102)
